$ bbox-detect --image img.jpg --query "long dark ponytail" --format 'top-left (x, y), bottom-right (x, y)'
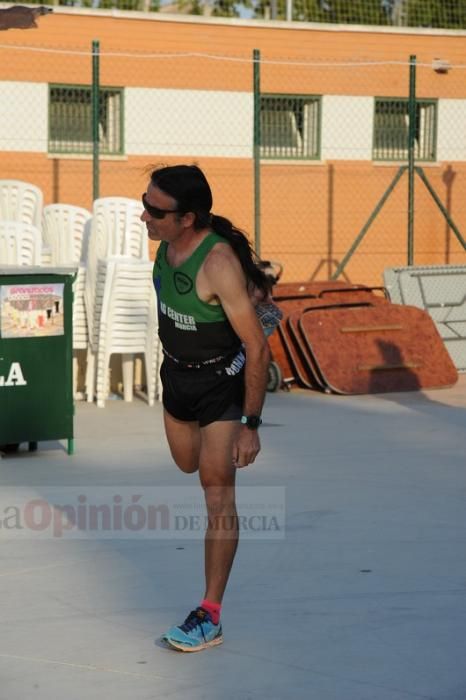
top-left (150, 164), bottom-right (271, 297)
top-left (209, 214), bottom-right (271, 296)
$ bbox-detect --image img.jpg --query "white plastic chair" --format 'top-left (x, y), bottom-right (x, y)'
top-left (0, 221), bottom-right (42, 266)
top-left (70, 264), bottom-right (88, 399)
top-left (42, 203), bottom-right (92, 265)
top-left (85, 197), bottom-right (149, 403)
top-left (41, 203), bottom-right (92, 398)
top-left (93, 258), bottom-right (161, 408)
top-left (0, 179), bottom-right (43, 228)
top-left (72, 266), bottom-right (88, 352)
top-left (85, 197), bottom-right (148, 349)
top-left (40, 248), bottom-right (53, 266)
top-left (87, 197), bottom-right (147, 277)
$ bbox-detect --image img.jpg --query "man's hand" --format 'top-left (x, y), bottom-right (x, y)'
top-left (232, 426), bottom-right (261, 468)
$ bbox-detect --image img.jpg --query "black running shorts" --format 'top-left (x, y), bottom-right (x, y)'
top-left (160, 357), bottom-right (245, 427)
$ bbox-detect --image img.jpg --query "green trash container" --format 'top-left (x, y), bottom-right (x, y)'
top-left (0, 267), bottom-right (75, 455)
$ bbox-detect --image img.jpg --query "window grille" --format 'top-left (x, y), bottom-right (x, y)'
top-left (49, 85), bottom-right (123, 155)
top-left (373, 98), bottom-right (437, 161)
top-left (260, 95), bottom-right (321, 160)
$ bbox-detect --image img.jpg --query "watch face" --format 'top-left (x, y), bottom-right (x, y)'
top-left (241, 415), bottom-right (262, 428)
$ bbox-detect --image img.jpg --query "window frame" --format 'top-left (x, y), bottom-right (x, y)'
top-left (48, 83), bottom-right (124, 156)
top-left (372, 97), bottom-right (438, 163)
top-left (259, 93), bottom-right (322, 161)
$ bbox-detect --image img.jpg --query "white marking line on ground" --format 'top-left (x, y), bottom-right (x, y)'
top-left (0, 550), bottom-right (125, 579)
top-left (0, 653), bottom-right (178, 682)
top-left (0, 559), bottom-right (96, 579)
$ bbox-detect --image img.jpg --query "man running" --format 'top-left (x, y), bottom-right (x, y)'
top-left (141, 164), bottom-right (271, 652)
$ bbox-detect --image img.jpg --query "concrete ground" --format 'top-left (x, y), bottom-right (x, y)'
top-left (1, 378), bottom-right (466, 700)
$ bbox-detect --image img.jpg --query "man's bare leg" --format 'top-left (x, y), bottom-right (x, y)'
top-left (163, 410), bottom-right (200, 473)
top-left (161, 413), bottom-right (238, 651)
top-left (163, 415), bottom-right (239, 602)
top-left (199, 420), bottom-right (240, 603)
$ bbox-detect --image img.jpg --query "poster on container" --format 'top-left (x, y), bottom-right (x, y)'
top-left (0, 283), bottom-right (64, 338)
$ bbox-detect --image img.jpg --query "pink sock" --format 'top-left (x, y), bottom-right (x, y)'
top-left (200, 599), bottom-right (221, 625)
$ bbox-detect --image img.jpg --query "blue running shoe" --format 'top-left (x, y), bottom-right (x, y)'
top-left (163, 607), bottom-right (223, 652)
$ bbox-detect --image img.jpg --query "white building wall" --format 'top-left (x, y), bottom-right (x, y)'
top-left (0, 83), bottom-right (48, 152)
top-left (125, 88), bottom-right (253, 158)
top-left (437, 99), bottom-right (466, 162)
top-left (1, 81), bottom-right (466, 165)
top-left (321, 95), bottom-right (374, 160)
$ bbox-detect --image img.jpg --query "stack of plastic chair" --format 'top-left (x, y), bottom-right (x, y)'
top-left (0, 179), bottom-right (46, 262)
top-left (0, 179), bottom-right (43, 227)
top-left (42, 204), bottom-right (92, 398)
top-left (0, 221), bottom-right (41, 266)
top-left (84, 197), bottom-right (160, 406)
top-left (94, 257), bottom-right (159, 408)
top-left (42, 204), bottom-right (92, 266)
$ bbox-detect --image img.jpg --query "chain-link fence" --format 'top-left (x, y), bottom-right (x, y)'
top-left (1, 41), bottom-right (466, 285)
top-left (13, 0), bottom-right (466, 29)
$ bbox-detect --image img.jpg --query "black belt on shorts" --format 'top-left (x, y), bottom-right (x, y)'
top-left (162, 346), bottom-right (243, 370)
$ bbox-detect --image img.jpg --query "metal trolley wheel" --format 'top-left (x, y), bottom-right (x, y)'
top-left (0, 442), bottom-right (37, 455)
top-left (0, 443), bottom-right (20, 455)
top-left (267, 361), bottom-right (282, 392)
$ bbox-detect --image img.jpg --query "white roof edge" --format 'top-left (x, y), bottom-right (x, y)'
top-left (2, 3), bottom-right (466, 38)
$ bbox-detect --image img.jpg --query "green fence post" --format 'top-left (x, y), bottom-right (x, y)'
top-left (92, 39), bottom-right (100, 202)
top-left (407, 54), bottom-right (417, 265)
top-left (253, 48), bottom-right (261, 256)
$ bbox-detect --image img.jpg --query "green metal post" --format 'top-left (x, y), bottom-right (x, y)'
top-left (253, 49), bottom-right (261, 256)
top-left (92, 40), bottom-right (100, 202)
top-left (407, 54), bottom-right (417, 265)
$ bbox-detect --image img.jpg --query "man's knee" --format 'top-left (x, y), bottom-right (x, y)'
top-left (167, 442), bottom-right (199, 473)
top-left (175, 458), bottom-right (199, 474)
top-left (201, 482), bottom-right (236, 513)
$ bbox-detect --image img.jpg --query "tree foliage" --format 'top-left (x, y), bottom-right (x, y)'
top-left (211, 0), bottom-right (242, 17)
top-left (247, 0), bottom-right (466, 27)
top-left (405, 0), bottom-right (466, 29)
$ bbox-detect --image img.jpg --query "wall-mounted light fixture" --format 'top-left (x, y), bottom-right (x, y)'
top-left (432, 58), bottom-right (451, 74)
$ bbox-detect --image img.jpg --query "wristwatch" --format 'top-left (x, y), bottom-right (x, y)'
top-left (240, 415), bottom-right (262, 430)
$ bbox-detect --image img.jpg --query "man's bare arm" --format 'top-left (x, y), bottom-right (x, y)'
top-left (202, 247), bottom-right (270, 466)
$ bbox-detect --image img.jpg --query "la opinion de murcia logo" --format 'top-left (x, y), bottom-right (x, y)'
top-left (0, 361), bottom-right (27, 387)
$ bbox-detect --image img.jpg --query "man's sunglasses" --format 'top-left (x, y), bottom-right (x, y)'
top-left (142, 193), bottom-right (179, 220)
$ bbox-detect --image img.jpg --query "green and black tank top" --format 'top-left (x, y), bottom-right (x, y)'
top-left (153, 232), bottom-right (242, 363)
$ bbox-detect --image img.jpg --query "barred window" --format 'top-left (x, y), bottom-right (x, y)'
top-left (373, 98), bottom-right (437, 162)
top-left (260, 95), bottom-right (321, 160)
top-left (49, 85), bottom-right (123, 155)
